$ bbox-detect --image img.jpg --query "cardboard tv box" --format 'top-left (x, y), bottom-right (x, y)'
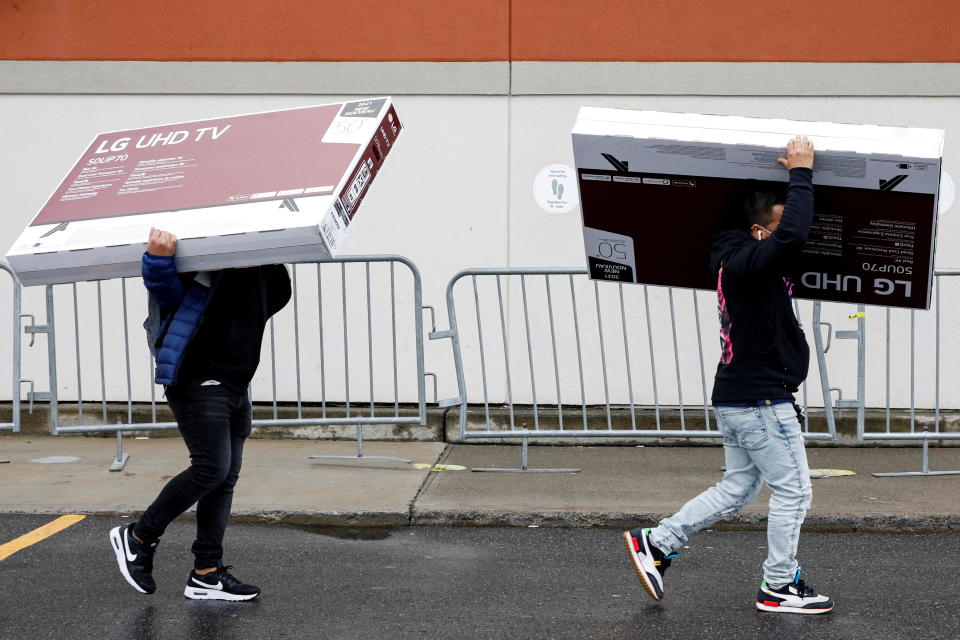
top-left (572, 108), bottom-right (945, 309)
top-left (6, 98), bottom-right (403, 286)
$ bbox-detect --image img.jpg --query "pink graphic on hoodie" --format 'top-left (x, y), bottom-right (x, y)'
top-left (717, 268), bottom-right (733, 365)
top-left (783, 276), bottom-right (794, 297)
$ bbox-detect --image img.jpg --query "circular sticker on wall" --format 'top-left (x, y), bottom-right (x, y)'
top-left (533, 164), bottom-right (579, 214)
top-left (939, 170), bottom-right (955, 216)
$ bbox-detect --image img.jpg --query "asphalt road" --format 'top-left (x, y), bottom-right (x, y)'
top-left (0, 515), bottom-right (956, 640)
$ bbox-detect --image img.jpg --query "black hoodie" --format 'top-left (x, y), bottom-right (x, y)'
top-left (177, 265), bottom-right (292, 392)
top-left (709, 167), bottom-right (814, 403)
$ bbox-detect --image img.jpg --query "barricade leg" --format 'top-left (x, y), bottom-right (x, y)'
top-left (304, 258), bottom-right (422, 466)
top-left (870, 277), bottom-right (960, 477)
top-left (2, 263), bottom-right (24, 436)
top-left (109, 428), bottom-right (129, 472)
top-left (308, 424), bottom-right (413, 464)
top-left (471, 433), bottom-right (581, 473)
top-left (871, 427), bottom-right (960, 477)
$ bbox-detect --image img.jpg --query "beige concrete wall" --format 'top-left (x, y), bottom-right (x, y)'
top-left (0, 94), bottom-right (508, 407)
top-left (1, 64), bottom-right (958, 414)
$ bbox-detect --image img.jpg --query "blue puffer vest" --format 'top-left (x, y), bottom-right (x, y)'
top-left (141, 253), bottom-right (217, 387)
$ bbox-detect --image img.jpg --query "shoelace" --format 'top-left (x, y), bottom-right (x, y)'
top-left (131, 534), bottom-right (158, 571)
top-left (207, 565), bottom-right (242, 588)
top-left (654, 552), bottom-right (680, 572)
top-left (793, 579), bottom-right (816, 597)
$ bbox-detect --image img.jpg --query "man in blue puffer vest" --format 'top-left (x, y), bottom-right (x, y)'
top-left (109, 228), bottom-right (291, 601)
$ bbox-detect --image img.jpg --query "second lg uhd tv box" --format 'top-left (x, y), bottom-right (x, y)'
top-left (572, 108), bottom-right (945, 309)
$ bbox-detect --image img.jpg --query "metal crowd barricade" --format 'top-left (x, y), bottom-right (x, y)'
top-left (39, 255), bottom-right (431, 471)
top-left (1, 263), bottom-right (23, 461)
top-left (812, 268), bottom-right (960, 477)
top-left (440, 267), bottom-right (831, 473)
top-left (811, 300), bottom-right (866, 441)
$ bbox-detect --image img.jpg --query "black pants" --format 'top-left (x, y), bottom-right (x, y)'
top-left (135, 381), bottom-right (251, 570)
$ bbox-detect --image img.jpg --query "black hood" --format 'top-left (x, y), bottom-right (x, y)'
top-left (709, 229), bottom-right (751, 273)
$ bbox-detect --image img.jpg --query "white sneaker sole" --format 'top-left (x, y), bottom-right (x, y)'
top-left (756, 601), bottom-right (834, 614)
top-left (109, 526), bottom-right (150, 594)
top-left (621, 531), bottom-right (663, 600)
top-left (184, 586), bottom-right (259, 601)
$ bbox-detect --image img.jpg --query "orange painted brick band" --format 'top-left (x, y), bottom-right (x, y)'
top-left (0, 0), bottom-right (510, 62)
top-left (2, 0), bottom-right (959, 62)
top-left (512, 0), bottom-right (960, 62)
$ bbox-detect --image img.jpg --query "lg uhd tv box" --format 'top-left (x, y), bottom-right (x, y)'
top-left (573, 108), bottom-right (944, 309)
top-left (7, 98), bottom-right (402, 286)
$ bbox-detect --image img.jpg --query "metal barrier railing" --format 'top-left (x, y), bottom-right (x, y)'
top-left (11, 254), bottom-right (960, 476)
top-left (814, 269), bottom-right (960, 477)
top-left (37, 255), bottom-right (431, 470)
top-left (440, 268), bottom-right (829, 472)
top-left (0, 262), bottom-right (22, 445)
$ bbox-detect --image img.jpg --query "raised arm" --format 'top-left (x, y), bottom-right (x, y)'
top-left (141, 228), bottom-right (184, 311)
top-left (731, 136), bottom-right (815, 275)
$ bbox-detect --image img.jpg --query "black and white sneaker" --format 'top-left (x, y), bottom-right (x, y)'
top-left (756, 570), bottom-right (834, 614)
top-left (622, 527), bottom-right (678, 600)
top-left (184, 566), bottom-right (261, 601)
top-left (109, 523), bottom-right (158, 594)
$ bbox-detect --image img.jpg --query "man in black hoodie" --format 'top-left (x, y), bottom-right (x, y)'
top-left (622, 136), bottom-right (834, 614)
top-left (109, 228), bottom-right (291, 601)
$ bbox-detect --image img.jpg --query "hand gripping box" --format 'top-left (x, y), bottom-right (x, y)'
top-left (6, 98), bottom-right (402, 286)
top-left (572, 108), bottom-right (945, 309)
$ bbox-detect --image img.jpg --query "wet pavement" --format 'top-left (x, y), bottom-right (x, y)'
top-left (0, 514), bottom-right (956, 639)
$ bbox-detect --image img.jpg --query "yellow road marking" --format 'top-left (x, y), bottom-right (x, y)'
top-left (0, 514), bottom-right (86, 562)
top-left (413, 463), bottom-right (468, 471)
top-left (809, 468), bottom-right (856, 478)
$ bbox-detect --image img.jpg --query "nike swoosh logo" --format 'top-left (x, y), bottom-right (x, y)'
top-left (123, 531), bottom-right (137, 562)
top-left (192, 576), bottom-right (223, 590)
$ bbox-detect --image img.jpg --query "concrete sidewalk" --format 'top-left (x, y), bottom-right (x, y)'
top-left (2, 436), bottom-right (960, 531)
top-left (414, 444), bottom-right (960, 531)
top-left (0, 436), bottom-right (446, 526)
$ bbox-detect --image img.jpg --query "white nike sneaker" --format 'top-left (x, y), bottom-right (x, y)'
top-left (756, 570), bottom-right (834, 614)
top-left (184, 565), bottom-right (261, 601)
top-left (109, 523), bottom-right (159, 594)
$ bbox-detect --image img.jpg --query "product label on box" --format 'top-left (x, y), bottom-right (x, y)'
top-left (331, 105), bottom-right (402, 231)
top-left (342, 159), bottom-right (374, 216)
top-left (320, 99), bottom-right (388, 145)
top-left (582, 227), bottom-right (636, 283)
top-left (319, 204), bottom-right (347, 253)
top-left (340, 99), bottom-right (388, 118)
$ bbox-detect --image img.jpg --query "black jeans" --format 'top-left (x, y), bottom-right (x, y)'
top-left (135, 381), bottom-right (251, 570)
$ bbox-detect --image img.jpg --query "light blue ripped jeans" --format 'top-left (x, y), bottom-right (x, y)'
top-left (649, 403), bottom-right (813, 587)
